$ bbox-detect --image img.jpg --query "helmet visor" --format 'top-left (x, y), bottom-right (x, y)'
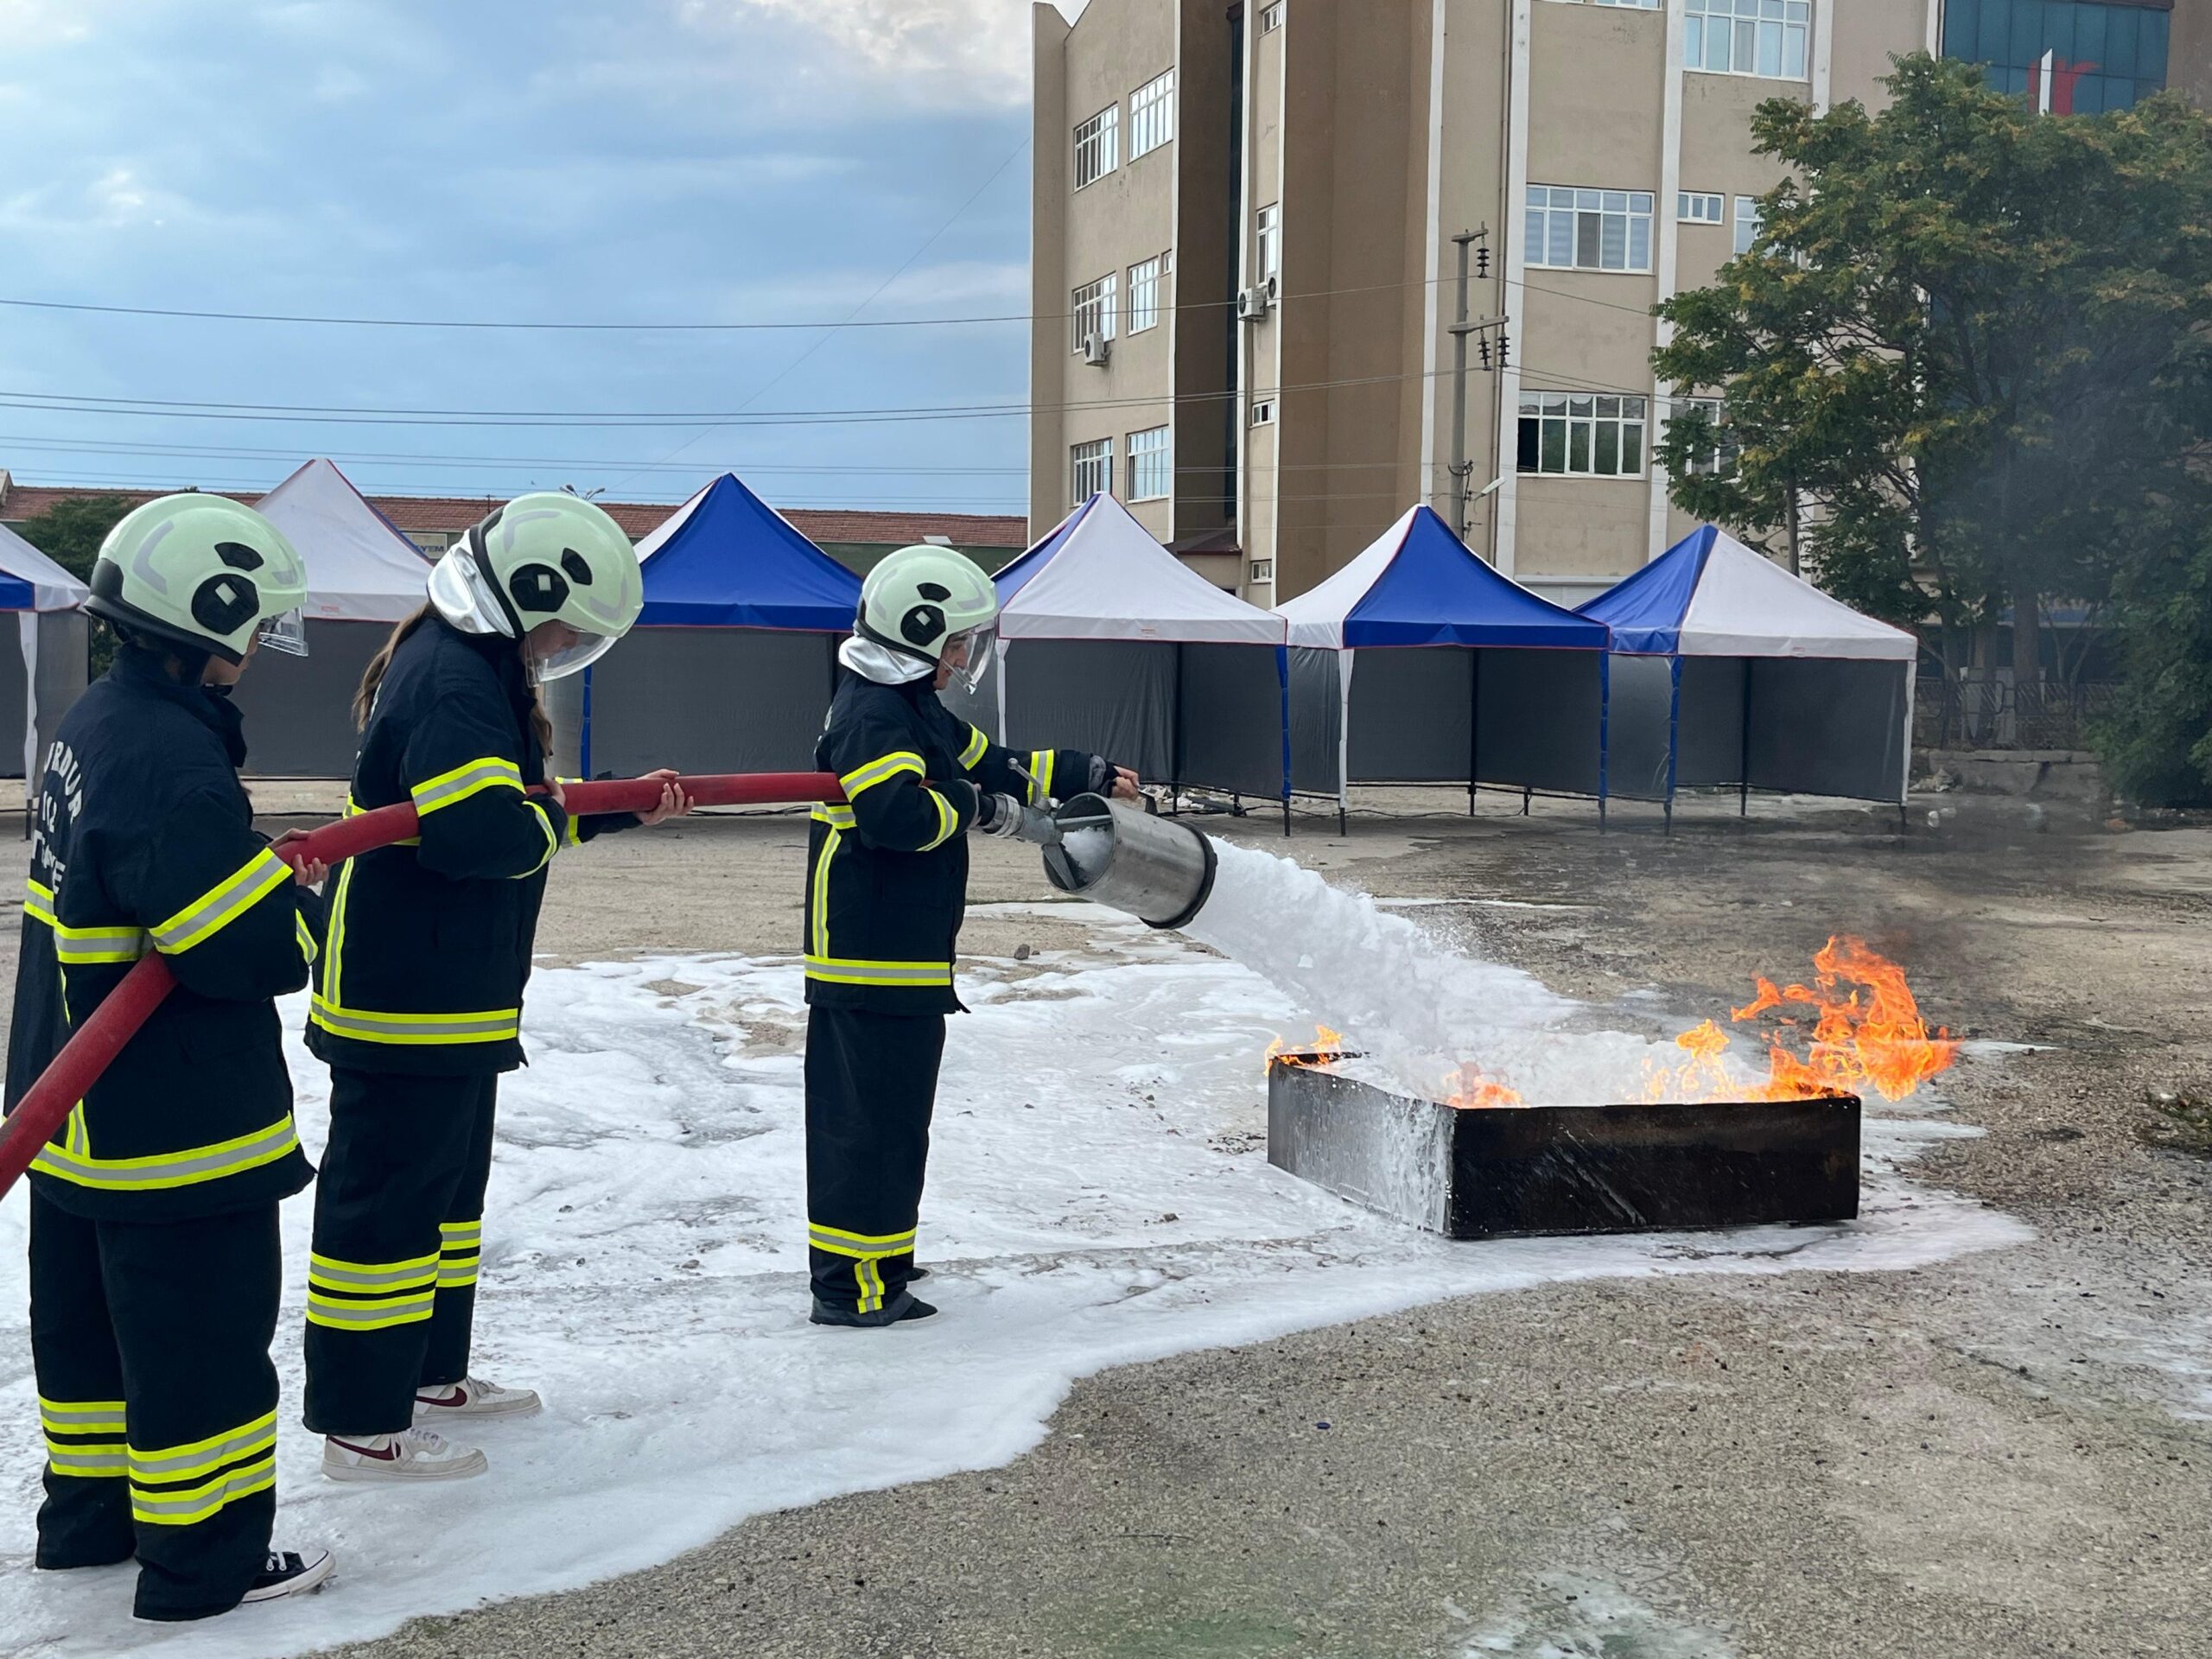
top-left (531, 628), bottom-right (620, 683)
top-left (942, 621), bottom-right (996, 696)
top-left (256, 608), bottom-right (309, 658)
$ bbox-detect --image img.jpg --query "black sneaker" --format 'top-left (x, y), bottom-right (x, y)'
top-left (240, 1548), bottom-right (337, 1605)
top-left (810, 1291), bottom-right (938, 1327)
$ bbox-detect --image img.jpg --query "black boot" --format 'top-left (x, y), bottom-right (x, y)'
top-left (810, 1290), bottom-right (938, 1328)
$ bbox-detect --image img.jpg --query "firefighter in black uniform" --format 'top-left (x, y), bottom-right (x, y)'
top-left (805, 544), bottom-right (1139, 1327)
top-left (3, 496), bottom-right (336, 1619)
top-left (302, 492), bottom-right (688, 1483)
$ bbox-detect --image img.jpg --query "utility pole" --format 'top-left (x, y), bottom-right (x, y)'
top-left (1446, 227), bottom-right (1497, 542)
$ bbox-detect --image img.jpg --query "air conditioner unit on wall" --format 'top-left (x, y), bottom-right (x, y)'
top-left (1083, 332), bottom-right (1112, 365)
top-left (1237, 283), bottom-right (1273, 321)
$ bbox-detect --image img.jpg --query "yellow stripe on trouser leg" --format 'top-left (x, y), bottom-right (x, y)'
top-left (40, 1396), bottom-right (128, 1478)
top-left (809, 1225), bottom-right (917, 1315)
top-left (307, 1248), bottom-right (440, 1331)
top-left (438, 1218), bottom-right (482, 1289)
top-left (128, 1409), bottom-right (280, 1526)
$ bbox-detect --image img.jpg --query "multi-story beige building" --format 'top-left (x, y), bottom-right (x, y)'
top-left (1032, 0), bottom-right (2208, 605)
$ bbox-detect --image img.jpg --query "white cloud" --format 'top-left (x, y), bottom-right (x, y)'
top-left (0, 0), bottom-right (92, 46)
top-left (682, 0), bottom-right (1072, 108)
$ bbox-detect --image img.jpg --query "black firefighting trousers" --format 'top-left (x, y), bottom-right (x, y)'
top-left (804, 1007), bottom-right (946, 1313)
top-left (29, 1190), bottom-right (281, 1623)
top-left (302, 1070), bottom-right (495, 1435)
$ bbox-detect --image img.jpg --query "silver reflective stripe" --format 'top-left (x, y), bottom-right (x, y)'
top-left (47, 1446), bottom-right (128, 1476)
top-left (31, 1119), bottom-right (299, 1190)
top-left (412, 759), bottom-right (523, 815)
top-left (306, 1294), bottom-right (435, 1326)
top-left (55, 925), bottom-right (150, 963)
top-left (131, 1460), bottom-right (274, 1522)
top-left (150, 849), bottom-right (289, 955)
top-left (309, 1004), bottom-right (518, 1040)
top-left (128, 1418), bottom-right (276, 1480)
top-left (41, 1401), bottom-right (124, 1428)
top-left (308, 1257), bottom-right (437, 1290)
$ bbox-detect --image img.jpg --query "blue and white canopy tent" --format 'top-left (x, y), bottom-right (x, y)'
top-left (1579, 525), bottom-right (1918, 827)
top-left (0, 522), bottom-right (89, 796)
top-left (238, 459), bottom-right (435, 777)
top-left (1274, 505), bottom-right (1612, 833)
top-left (946, 493), bottom-right (1292, 827)
top-left (572, 472), bottom-right (862, 778)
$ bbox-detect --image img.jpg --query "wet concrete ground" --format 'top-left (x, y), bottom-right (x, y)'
top-left (8, 785), bottom-right (2209, 1656)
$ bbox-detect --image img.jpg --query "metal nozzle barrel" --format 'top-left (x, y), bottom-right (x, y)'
top-left (1041, 792), bottom-right (1218, 931)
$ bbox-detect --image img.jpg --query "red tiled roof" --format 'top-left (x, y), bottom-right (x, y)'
top-left (0, 482), bottom-right (1027, 549)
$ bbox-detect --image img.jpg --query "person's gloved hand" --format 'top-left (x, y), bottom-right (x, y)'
top-left (1087, 756), bottom-right (1142, 802)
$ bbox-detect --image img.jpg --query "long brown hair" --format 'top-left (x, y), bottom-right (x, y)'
top-left (353, 604), bottom-right (553, 756)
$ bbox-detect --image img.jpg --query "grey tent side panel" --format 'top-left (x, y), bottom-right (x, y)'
top-left (1178, 643), bottom-right (1288, 799)
top-left (1287, 646), bottom-right (1344, 794)
top-left (1603, 653), bottom-right (1677, 801)
top-left (0, 622), bottom-right (27, 779)
top-left (232, 619), bottom-right (389, 778)
top-left (1001, 640), bottom-right (1177, 782)
top-left (1474, 648), bottom-right (1604, 795)
top-left (584, 629), bottom-right (839, 775)
top-left (1674, 657), bottom-right (1749, 787)
top-left (31, 612), bottom-right (88, 779)
top-left (1745, 658), bottom-right (1909, 804)
top-left (1344, 648), bottom-right (1471, 783)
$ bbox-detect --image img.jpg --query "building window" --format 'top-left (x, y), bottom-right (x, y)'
top-left (1072, 272), bottom-right (1119, 353)
top-left (1591, 0), bottom-right (1661, 8)
top-left (1072, 438), bottom-right (1114, 504)
top-left (1525, 187), bottom-right (1654, 273)
top-left (1261, 3), bottom-right (1285, 32)
top-left (1685, 0), bottom-right (1810, 80)
top-left (1130, 70), bottom-right (1175, 160)
top-left (1074, 105), bottom-right (1119, 189)
top-left (1516, 392), bottom-right (1648, 477)
top-left (1250, 399), bottom-right (1277, 427)
top-left (1664, 397), bottom-right (1738, 476)
top-left (1679, 191), bottom-right (1724, 225)
top-left (1127, 425), bottom-right (1171, 500)
top-left (1732, 196), bottom-right (1762, 255)
top-left (1256, 203), bottom-right (1281, 285)
top-left (1942, 0), bottom-right (2171, 116)
top-left (1128, 254), bottom-right (1167, 333)
top-left (1249, 559), bottom-right (1276, 582)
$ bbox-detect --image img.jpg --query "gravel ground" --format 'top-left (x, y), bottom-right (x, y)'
top-left (6, 784), bottom-right (2209, 1657)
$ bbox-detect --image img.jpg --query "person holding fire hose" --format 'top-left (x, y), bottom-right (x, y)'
top-left (3, 497), bottom-right (337, 1618)
top-left (804, 544), bottom-right (1139, 1327)
top-left (302, 493), bottom-right (689, 1484)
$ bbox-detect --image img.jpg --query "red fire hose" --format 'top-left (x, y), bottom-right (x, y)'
top-left (0, 771), bottom-right (843, 1202)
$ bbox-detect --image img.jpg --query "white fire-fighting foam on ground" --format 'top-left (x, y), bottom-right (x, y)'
top-left (0, 902), bottom-right (2025, 1659)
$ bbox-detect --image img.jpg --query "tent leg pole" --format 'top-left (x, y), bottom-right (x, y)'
top-left (1522, 786), bottom-right (1531, 818)
top-left (1282, 798), bottom-right (1290, 838)
top-left (1739, 781), bottom-right (1748, 818)
top-left (1898, 803), bottom-right (1910, 835)
top-left (1338, 803), bottom-right (1347, 838)
top-left (1599, 793), bottom-right (1607, 833)
top-left (1664, 798), bottom-right (1675, 836)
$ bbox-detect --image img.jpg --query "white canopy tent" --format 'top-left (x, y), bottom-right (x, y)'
top-left (945, 493), bottom-right (1292, 824)
top-left (1, 523), bottom-right (90, 796)
top-left (1580, 525), bottom-right (1920, 824)
top-left (234, 459), bottom-right (433, 776)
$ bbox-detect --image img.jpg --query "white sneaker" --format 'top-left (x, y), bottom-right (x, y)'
top-left (240, 1548), bottom-right (337, 1605)
top-left (414, 1375), bottom-right (542, 1421)
top-left (321, 1427), bottom-right (487, 1483)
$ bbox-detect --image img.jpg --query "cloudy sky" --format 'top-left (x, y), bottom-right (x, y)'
top-left (0, 0), bottom-right (1077, 514)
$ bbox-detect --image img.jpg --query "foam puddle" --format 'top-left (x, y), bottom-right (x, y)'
top-left (0, 883), bottom-right (2024, 1658)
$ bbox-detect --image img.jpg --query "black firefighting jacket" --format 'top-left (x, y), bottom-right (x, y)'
top-left (3, 647), bottom-right (321, 1221)
top-left (804, 671), bottom-right (1099, 1014)
top-left (305, 616), bottom-right (626, 1076)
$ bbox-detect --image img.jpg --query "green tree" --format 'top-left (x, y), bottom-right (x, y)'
top-left (1652, 55), bottom-right (2212, 696)
top-left (17, 493), bottom-right (132, 675)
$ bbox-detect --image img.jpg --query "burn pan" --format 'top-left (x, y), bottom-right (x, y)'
top-left (1267, 1054), bottom-right (1859, 1240)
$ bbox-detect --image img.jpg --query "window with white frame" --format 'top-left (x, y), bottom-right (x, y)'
top-left (1128, 253), bottom-right (1167, 333)
top-left (1130, 70), bottom-right (1175, 160)
top-left (1255, 203), bottom-right (1281, 285)
top-left (1261, 3), bottom-right (1285, 32)
top-left (1126, 425), bottom-right (1171, 499)
top-left (1074, 105), bottom-right (1119, 188)
top-left (1732, 195), bottom-right (1763, 255)
top-left (1679, 190), bottom-right (1724, 225)
top-left (1525, 187), bottom-right (1654, 273)
top-left (1590, 0), bottom-right (1660, 9)
top-left (1071, 438), bottom-right (1114, 503)
top-left (1250, 399), bottom-right (1277, 427)
top-left (1071, 272), bottom-right (1118, 352)
top-left (1685, 0), bottom-right (1809, 79)
top-left (1516, 391), bottom-right (1648, 477)
top-left (1249, 559), bottom-right (1275, 582)
top-left (1664, 397), bottom-right (1738, 476)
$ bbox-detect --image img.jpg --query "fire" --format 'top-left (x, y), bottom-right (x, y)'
top-left (1265, 1023), bottom-right (1347, 1070)
top-left (1442, 1062), bottom-right (1524, 1110)
top-left (1643, 935), bottom-right (1958, 1104)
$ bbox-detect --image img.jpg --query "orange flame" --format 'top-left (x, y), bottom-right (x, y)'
top-left (1442, 1062), bottom-right (1525, 1110)
top-left (1265, 1023), bottom-right (1347, 1071)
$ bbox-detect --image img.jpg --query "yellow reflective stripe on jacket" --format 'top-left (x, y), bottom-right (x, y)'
top-left (958, 725), bottom-right (989, 768)
top-left (23, 877), bottom-right (55, 927)
top-left (27, 877), bottom-right (152, 963)
top-left (295, 912), bottom-right (317, 968)
top-left (29, 1115), bottom-right (300, 1193)
top-left (513, 798), bottom-right (559, 877)
top-left (1027, 750), bottom-right (1057, 805)
top-left (127, 1409), bottom-right (277, 1484)
top-left (802, 956), bottom-right (953, 988)
top-left (410, 755), bottom-right (524, 817)
top-left (807, 1222), bottom-right (918, 1259)
top-left (308, 996), bottom-right (521, 1046)
top-left (810, 825), bottom-right (841, 962)
top-left (838, 751), bottom-right (925, 799)
top-left (810, 803), bottom-right (857, 830)
top-left (149, 848), bottom-right (290, 955)
top-left (918, 788), bottom-right (959, 852)
top-left (346, 792), bottom-right (420, 845)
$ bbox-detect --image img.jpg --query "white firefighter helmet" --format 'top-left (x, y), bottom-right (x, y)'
top-left (427, 491), bottom-right (644, 680)
top-left (856, 543), bottom-right (999, 693)
top-left (86, 494), bottom-right (310, 664)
